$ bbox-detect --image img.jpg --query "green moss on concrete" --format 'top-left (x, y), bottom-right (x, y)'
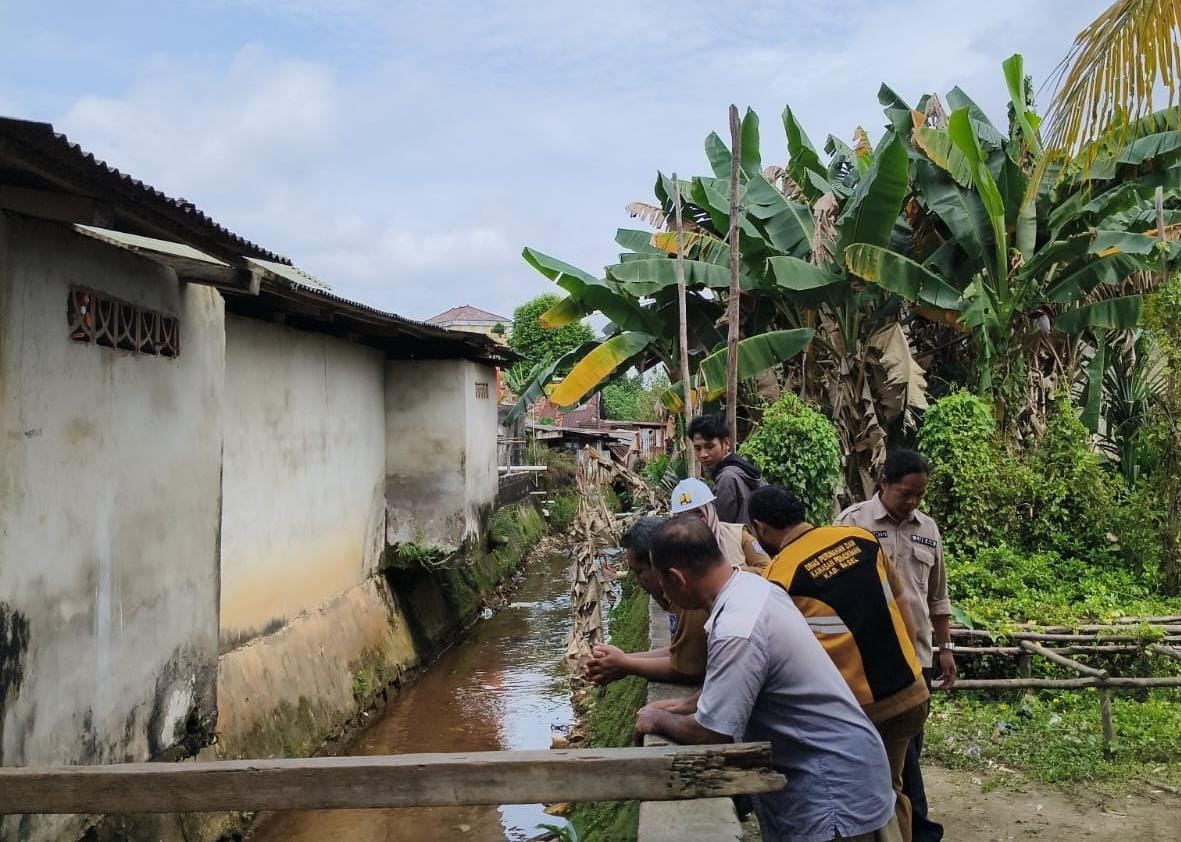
top-left (386, 500), bottom-right (549, 654)
top-left (570, 578), bottom-right (651, 841)
top-left (230, 695), bottom-right (332, 762)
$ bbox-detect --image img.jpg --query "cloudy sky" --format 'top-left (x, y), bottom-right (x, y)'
top-left (1, 0), bottom-right (1110, 321)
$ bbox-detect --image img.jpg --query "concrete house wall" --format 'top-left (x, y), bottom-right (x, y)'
top-left (0, 211), bottom-right (506, 840)
top-left (219, 315), bottom-right (387, 645)
top-left (0, 215), bottom-right (224, 842)
top-left (213, 315), bottom-right (419, 765)
top-left (385, 358), bottom-right (498, 549)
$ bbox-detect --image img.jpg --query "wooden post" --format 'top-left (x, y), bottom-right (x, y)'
top-left (0, 744), bottom-right (785, 815)
top-left (725, 104), bottom-right (742, 441)
top-left (1158, 185), bottom-right (1181, 597)
top-left (1099, 688), bottom-right (1114, 757)
top-left (1017, 651), bottom-right (1032, 679)
top-left (672, 172), bottom-right (697, 479)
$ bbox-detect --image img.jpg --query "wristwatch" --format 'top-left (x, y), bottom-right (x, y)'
top-left (939, 642), bottom-right (956, 652)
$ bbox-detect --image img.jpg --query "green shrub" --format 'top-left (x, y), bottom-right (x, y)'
top-left (740, 394), bottom-right (841, 525)
top-left (946, 543), bottom-right (1179, 626)
top-left (916, 392), bottom-right (1013, 555)
top-left (547, 489), bottom-right (578, 532)
top-left (1017, 396), bottom-right (1122, 565)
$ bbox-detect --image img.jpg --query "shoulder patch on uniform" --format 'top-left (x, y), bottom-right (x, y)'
top-left (912, 534), bottom-right (938, 548)
top-left (872, 529), bottom-right (889, 539)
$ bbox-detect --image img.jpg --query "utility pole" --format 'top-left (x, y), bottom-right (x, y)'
top-left (725, 105), bottom-right (742, 441)
top-left (672, 172), bottom-right (697, 478)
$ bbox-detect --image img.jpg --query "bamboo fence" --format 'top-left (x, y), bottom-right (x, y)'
top-left (940, 620), bottom-right (1181, 753)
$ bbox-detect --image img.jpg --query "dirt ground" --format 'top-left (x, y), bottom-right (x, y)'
top-left (925, 765), bottom-right (1181, 841)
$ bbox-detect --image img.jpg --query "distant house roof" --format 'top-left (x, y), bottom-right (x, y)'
top-left (0, 117), bottom-right (513, 367)
top-left (426, 305), bottom-right (509, 325)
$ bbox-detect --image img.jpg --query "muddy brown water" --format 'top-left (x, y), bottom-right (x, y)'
top-left (250, 552), bottom-right (576, 842)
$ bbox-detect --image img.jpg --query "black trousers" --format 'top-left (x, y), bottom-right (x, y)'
top-left (903, 668), bottom-right (944, 842)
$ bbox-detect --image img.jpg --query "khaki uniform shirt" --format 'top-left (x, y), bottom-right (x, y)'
top-left (668, 606), bottom-right (709, 678)
top-left (718, 521), bottom-right (771, 572)
top-left (836, 494), bottom-right (951, 667)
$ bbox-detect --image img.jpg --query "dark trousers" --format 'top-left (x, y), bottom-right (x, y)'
top-left (903, 668), bottom-right (943, 842)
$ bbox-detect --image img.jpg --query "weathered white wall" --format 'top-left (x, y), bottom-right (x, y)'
top-left (385, 359), bottom-right (498, 549)
top-left (219, 315), bottom-right (386, 645)
top-left (0, 215), bottom-right (223, 842)
top-left (464, 361), bottom-right (499, 528)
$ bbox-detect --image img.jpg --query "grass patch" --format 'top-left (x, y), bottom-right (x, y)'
top-left (569, 578), bottom-right (651, 841)
top-left (926, 688), bottom-right (1181, 791)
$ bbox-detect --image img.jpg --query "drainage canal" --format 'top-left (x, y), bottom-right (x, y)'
top-left (249, 550), bottom-right (576, 841)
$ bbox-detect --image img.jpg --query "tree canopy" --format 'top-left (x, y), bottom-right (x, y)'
top-left (508, 294), bottom-right (595, 370)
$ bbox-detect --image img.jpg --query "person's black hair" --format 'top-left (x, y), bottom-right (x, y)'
top-left (686, 414), bottom-right (731, 442)
top-left (747, 485), bottom-right (807, 530)
top-left (650, 515), bottom-right (725, 574)
top-left (881, 449), bottom-right (930, 484)
top-left (620, 516), bottom-right (663, 566)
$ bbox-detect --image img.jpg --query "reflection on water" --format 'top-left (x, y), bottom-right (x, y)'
top-left (250, 552), bottom-right (574, 842)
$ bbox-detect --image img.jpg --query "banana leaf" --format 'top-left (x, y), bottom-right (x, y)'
top-left (524, 247), bottom-right (655, 334)
top-left (948, 107), bottom-right (1007, 283)
top-left (913, 126), bottom-right (973, 187)
top-left (1002, 53), bottom-right (1041, 155)
top-left (1045, 252), bottom-right (1144, 303)
top-left (783, 105), bottom-right (829, 202)
top-left (741, 107), bottom-right (761, 178)
top-left (696, 329), bottom-right (814, 395)
top-left (767, 256), bottom-right (846, 290)
top-left (504, 341), bottom-right (600, 423)
top-left (945, 86), bottom-right (1006, 148)
top-left (1053, 295), bottom-right (1144, 333)
top-left (836, 131), bottom-right (908, 253)
top-left (705, 131), bottom-right (732, 180)
top-left (1089, 229), bottom-right (1157, 256)
top-left (916, 161), bottom-right (990, 268)
top-left (1080, 335), bottom-right (1106, 433)
top-left (615, 228), bottom-right (662, 255)
top-left (548, 332), bottom-right (655, 408)
top-left (607, 258), bottom-right (756, 295)
top-left (1118, 131), bottom-right (1181, 165)
top-left (845, 244), bottom-right (964, 310)
top-left (743, 174), bottom-right (813, 255)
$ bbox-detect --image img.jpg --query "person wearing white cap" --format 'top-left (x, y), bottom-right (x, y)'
top-left (670, 477), bottom-right (769, 572)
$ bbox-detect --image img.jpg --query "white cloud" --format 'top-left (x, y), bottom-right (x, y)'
top-left (62, 44), bottom-right (338, 197)
top-left (38, 0), bottom-right (1114, 322)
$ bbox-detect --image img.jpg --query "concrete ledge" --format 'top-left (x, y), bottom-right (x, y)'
top-left (637, 599), bottom-right (745, 842)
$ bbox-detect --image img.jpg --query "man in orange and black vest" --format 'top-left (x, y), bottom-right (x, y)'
top-left (748, 485), bottom-right (928, 842)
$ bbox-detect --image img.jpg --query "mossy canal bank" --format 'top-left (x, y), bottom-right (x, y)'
top-left (245, 496), bottom-right (581, 842)
top-left (567, 578), bottom-right (651, 842)
top-left (100, 497), bottom-right (560, 842)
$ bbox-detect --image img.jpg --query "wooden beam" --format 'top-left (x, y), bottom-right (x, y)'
top-left (1019, 640), bottom-right (1109, 680)
top-left (0, 185), bottom-right (112, 226)
top-left (0, 744), bottom-right (784, 815)
top-left (942, 676), bottom-right (1181, 691)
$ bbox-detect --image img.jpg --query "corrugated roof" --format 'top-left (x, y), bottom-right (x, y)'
top-left (0, 116), bottom-right (515, 367)
top-left (0, 116), bottom-right (288, 263)
top-left (426, 304), bottom-right (509, 325)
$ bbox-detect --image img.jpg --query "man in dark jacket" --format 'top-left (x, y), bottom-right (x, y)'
top-left (686, 414), bottom-right (765, 525)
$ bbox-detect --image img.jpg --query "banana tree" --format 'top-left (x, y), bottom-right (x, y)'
top-left (845, 53), bottom-right (1179, 434)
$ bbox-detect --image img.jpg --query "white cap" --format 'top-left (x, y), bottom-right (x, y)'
top-left (670, 477), bottom-right (715, 514)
